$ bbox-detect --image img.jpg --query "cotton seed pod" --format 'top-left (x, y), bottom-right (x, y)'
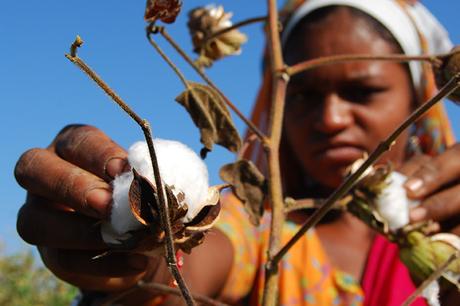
top-left (434, 46), bottom-right (460, 103)
top-left (144, 0), bottom-right (182, 24)
top-left (188, 5), bottom-right (247, 68)
top-left (399, 231), bottom-right (460, 289)
top-left (100, 139), bottom-right (222, 256)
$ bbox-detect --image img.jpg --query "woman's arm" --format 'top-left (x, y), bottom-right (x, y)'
top-left (14, 124), bottom-right (234, 305)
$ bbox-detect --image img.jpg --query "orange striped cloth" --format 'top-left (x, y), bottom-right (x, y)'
top-left (217, 193), bottom-right (364, 306)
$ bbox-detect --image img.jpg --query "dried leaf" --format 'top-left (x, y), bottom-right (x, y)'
top-left (220, 160), bottom-right (266, 225)
top-left (175, 82), bottom-right (241, 155)
top-left (145, 0), bottom-right (182, 24)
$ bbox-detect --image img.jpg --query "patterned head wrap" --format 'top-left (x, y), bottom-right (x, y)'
top-left (246, 0), bottom-right (455, 192)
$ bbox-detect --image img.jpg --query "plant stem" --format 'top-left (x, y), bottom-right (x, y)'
top-left (142, 122), bottom-right (196, 306)
top-left (283, 198), bottom-right (344, 213)
top-left (269, 73), bottom-right (460, 268)
top-left (262, 1), bottom-right (287, 305)
top-left (149, 26), bottom-right (268, 145)
top-left (65, 37), bottom-right (196, 306)
top-left (402, 251), bottom-right (460, 306)
top-left (146, 32), bottom-right (189, 89)
top-left (137, 281), bottom-right (231, 306)
top-left (286, 54), bottom-right (441, 76)
top-left (195, 15), bottom-right (267, 52)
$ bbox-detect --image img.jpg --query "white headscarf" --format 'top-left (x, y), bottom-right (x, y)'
top-left (281, 0), bottom-right (452, 94)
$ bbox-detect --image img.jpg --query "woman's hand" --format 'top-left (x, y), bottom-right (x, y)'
top-left (14, 124), bottom-right (151, 292)
top-left (400, 143), bottom-right (460, 235)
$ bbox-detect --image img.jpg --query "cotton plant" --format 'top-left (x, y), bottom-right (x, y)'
top-left (345, 159), bottom-right (460, 305)
top-left (64, 1), bottom-right (460, 305)
top-left (100, 139), bottom-right (222, 255)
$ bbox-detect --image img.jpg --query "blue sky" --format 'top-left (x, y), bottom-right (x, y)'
top-left (1, 1), bottom-right (459, 253)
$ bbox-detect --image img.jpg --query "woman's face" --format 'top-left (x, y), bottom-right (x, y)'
top-left (283, 8), bottom-right (414, 189)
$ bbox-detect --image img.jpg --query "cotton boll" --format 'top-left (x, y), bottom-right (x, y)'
top-left (127, 140), bottom-right (210, 222)
top-left (375, 172), bottom-right (419, 231)
top-left (101, 139), bottom-right (210, 245)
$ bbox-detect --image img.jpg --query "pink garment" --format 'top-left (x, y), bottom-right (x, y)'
top-left (362, 234), bottom-right (427, 306)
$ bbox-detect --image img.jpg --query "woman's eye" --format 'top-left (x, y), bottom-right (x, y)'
top-left (341, 86), bottom-right (387, 103)
top-left (287, 90), bottom-right (321, 104)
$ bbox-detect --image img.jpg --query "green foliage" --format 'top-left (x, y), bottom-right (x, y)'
top-left (0, 247), bottom-right (77, 306)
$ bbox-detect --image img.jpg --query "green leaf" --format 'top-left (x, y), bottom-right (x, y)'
top-left (220, 159), bottom-right (267, 225)
top-left (175, 82), bottom-right (241, 157)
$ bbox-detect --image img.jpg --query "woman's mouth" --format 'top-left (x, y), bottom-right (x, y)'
top-left (316, 145), bottom-right (366, 164)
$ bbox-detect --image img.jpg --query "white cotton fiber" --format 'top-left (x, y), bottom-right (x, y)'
top-left (375, 172), bottom-right (419, 231)
top-left (422, 280), bottom-right (440, 306)
top-left (104, 139), bottom-right (210, 242)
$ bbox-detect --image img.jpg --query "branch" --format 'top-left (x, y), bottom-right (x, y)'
top-left (283, 198), bottom-right (345, 214)
top-left (285, 53), bottom-right (443, 76)
top-left (270, 73), bottom-right (460, 268)
top-left (146, 33), bottom-right (189, 89)
top-left (262, 1), bottom-right (287, 305)
top-left (65, 36), bottom-right (196, 306)
top-left (402, 251), bottom-right (460, 306)
top-left (147, 25), bottom-right (268, 145)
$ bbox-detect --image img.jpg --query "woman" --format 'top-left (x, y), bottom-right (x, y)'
top-left (14, 0), bottom-right (460, 305)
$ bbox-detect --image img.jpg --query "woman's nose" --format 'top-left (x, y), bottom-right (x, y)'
top-left (313, 93), bottom-right (354, 133)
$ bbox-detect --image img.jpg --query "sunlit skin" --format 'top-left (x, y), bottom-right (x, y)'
top-left (283, 8), bottom-right (413, 191)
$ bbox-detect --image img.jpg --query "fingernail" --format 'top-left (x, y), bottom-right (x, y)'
top-left (105, 157), bottom-right (128, 180)
top-left (127, 254), bottom-right (148, 271)
top-left (86, 188), bottom-right (112, 218)
top-left (405, 178), bottom-right (423, 194)
top-left (410, 207), bottom-right (427, 222)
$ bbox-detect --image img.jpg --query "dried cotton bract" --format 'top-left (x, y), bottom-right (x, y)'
top-left (434, 46), bottom-right (460, 102)
top-left (144, 0), bottom-right (182, 24)
top-left (101, 139), bottom-right (220, 251)
top-left (188, 5), bottom-right (247, 68)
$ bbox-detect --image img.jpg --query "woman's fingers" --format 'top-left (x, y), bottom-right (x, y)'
top-left (15, 148), bottom-right (112, 218)
top-left (17, 197), bottom-right (106, 250)
top-left (51, 125), bottom-right (129, 182)
top-left (404, 144), bottom-right (460, 199)
top-left (397, 154), bottom-right (431, 177)
top-left (39, 246), bottom-right (149, 291)
top-left (410, 184), bottom-right (460, 227)
top-left (402, 144), bottom-right (460, 230)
